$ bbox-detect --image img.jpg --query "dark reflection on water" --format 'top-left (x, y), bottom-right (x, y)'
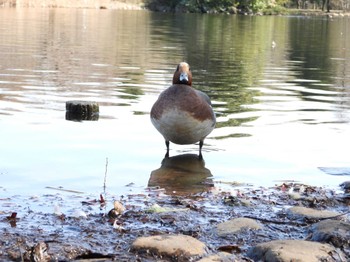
top-left (0, 9), bottom-right (349, 195)
top-left (149, 154), bottom-right (213, 195)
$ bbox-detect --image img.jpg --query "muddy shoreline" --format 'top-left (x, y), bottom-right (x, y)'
top-left (1, 180), bottom-right (349, 261)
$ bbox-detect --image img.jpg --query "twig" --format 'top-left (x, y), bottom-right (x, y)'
top-left (45, 186), bottom-right (83, 194)
top-left (103, 157), bottom-right (108, 194)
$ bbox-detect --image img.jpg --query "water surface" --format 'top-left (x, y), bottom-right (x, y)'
top-left (1, 9), bottom-right (350, 197)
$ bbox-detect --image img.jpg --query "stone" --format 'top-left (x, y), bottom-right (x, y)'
top-left (24, 242), bottom-right (50, 262)
top-left (197, 252), bottom-right (236, 261)
top-left (310, 219), bottom-right (350, 247)
top-left (216, 217), bottom-right (262, 236)
top-left (240, 199), bottom-right (252, 206)
top-left (247, 239), bottom-right (340, 262)
top-left (108, 200), bottom-right (126, 218)
top-left (340, 181), bottom-right (350, 192)
top-left (287, 206), bottom-right (340, 220)
top-left (131, 234), bottom-right (207, 259)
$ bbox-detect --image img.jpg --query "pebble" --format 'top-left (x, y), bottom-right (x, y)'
top-left (131, 234), bottom-right (207, 259)
top-left (310, 219), bottom-right (350, 248)
top-left (197, 252), bottom-right (236, 261)
top-left (340, 180), bottom-right (350, 192)
top-left (71, 209), bottom-right (87, 218)
top-left (216, 217), bottom-right (262, 236)
top-left (247, 239), bottom-right (342, 262)
top-left (108, 200), bottom-right (126, 218)
top-left (25, 242), bottom-right (50, 262)
top-left (287, 206), bottom-right (340, 220)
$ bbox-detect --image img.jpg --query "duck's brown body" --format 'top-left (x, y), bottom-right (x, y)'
top-left (150, 62), bottom-right (216, 156)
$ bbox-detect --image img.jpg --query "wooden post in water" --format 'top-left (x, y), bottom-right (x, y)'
top-left (65, 101), bottom-right (99, 121)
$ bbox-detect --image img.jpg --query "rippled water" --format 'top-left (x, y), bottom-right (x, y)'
top-left (1, 8), bottom-right (349, 197)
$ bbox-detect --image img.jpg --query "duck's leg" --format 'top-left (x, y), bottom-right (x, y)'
top-left (165, 140), bottom-right (170, 158)
top-left (199, 140), bottom-right (204, 159)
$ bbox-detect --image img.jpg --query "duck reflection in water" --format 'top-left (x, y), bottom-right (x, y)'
top-left (148, 154), bottom-right (214, 195)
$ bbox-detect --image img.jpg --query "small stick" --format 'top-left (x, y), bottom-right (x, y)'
top-left (45, 186), bottom-right (83, 194)
top-left (103, 157), bottom-right (108, 195)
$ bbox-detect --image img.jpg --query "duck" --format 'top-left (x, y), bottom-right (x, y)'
top-left (150, 62), bottom-right (216, 157)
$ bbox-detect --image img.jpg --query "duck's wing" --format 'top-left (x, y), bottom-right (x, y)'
top-left (195, 90), bottom-right (212, 106)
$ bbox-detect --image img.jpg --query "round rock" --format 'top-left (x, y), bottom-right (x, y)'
top-left (310, 219), bottom-right (350, 248)
top-left (247, 239), bottom-right (340, 262)
top-left (216, 217), bottom-right (262, 236)
top-left (131, 234), bottom-right (207, 259)
top-left (287, 206), bottom-right (340, 220)
top-left (340, 180), bottom-right (350, 192)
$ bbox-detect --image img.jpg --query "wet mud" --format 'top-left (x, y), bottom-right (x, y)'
top-left (1, 179), bottom-right (349, 261)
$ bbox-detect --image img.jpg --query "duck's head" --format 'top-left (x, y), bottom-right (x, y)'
top-left (173, 62), bottom-right (192, 86)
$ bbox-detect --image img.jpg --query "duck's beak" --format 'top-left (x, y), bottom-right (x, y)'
top-left (179, 72), bottom-right (188, 83)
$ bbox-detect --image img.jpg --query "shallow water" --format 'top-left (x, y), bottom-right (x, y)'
top-left (0, 8), bottom-right (350, 198)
